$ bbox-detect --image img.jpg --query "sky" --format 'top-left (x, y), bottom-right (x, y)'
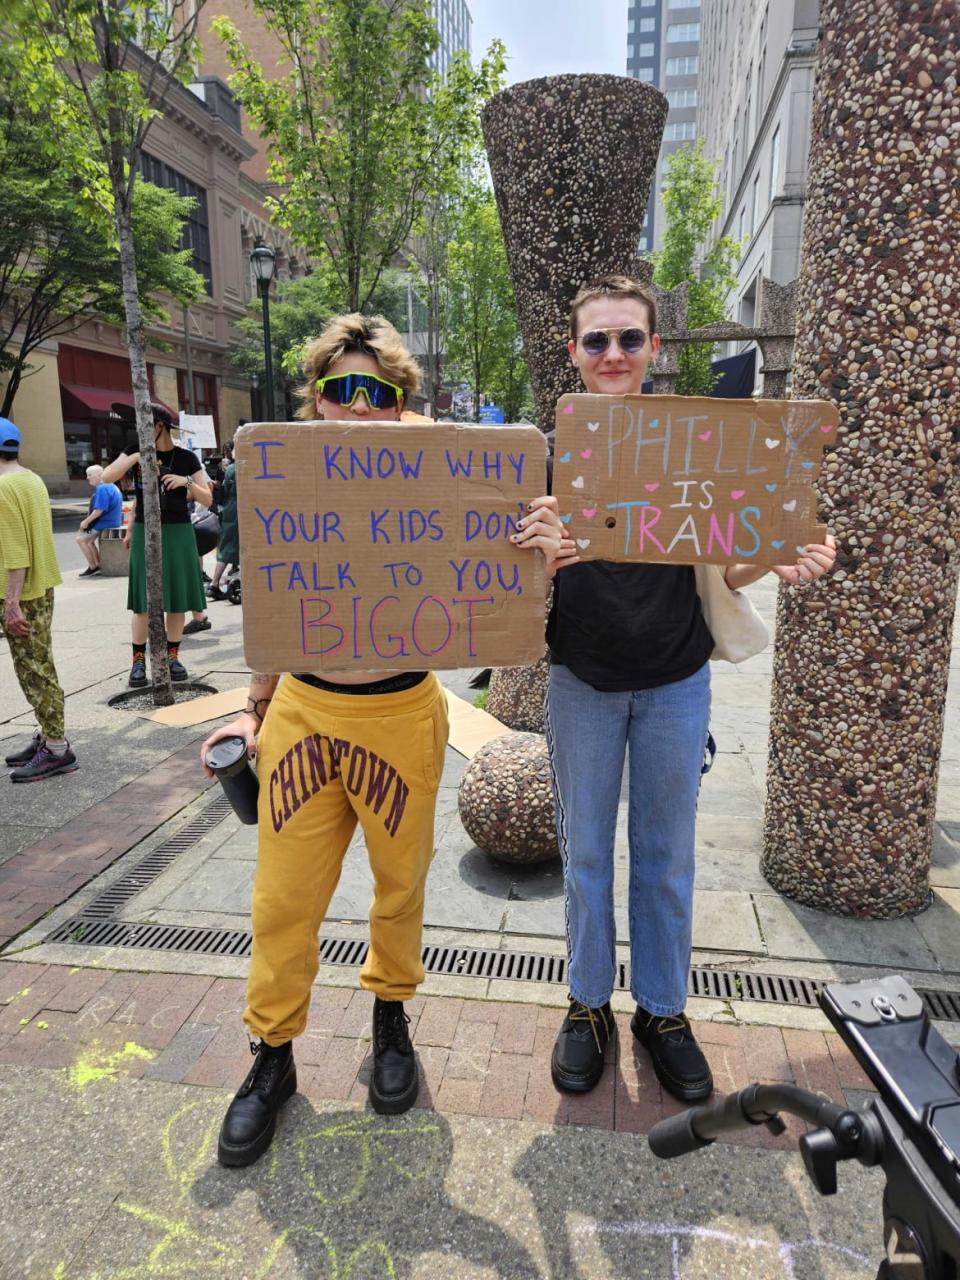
top-left (469, 0), bottom-right (629, 85)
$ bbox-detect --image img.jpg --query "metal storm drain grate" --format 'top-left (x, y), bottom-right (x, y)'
top-left (40, 793), bottom-right (960, 1022)
top-left (40, 914), bottom-right (960, 1023)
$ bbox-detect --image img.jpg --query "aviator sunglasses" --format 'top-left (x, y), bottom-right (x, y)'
top-left (316, 370), bottom-right (404, 410)
top-left (579, 325), bottom-right (648, 356)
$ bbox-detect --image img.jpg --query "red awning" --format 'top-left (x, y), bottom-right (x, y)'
top-left (60, 384), bottom-right (177, 420)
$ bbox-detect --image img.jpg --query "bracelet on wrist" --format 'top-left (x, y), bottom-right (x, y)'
top-left (246, 697), bottom-right (272, 725)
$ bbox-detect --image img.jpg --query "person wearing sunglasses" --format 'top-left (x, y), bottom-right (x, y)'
top-left (201, 312), bottom-right (564, 1167)
top-left (546, 274), bottom-right (837, 1106)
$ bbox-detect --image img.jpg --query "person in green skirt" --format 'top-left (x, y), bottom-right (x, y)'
top-left (101, 407), bottom-right (213, 686)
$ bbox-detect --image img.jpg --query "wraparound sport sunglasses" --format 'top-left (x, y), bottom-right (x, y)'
top-left (579, 326), bottom-right (649, 356)
top-left (315, 370), bottom-right (404, 410)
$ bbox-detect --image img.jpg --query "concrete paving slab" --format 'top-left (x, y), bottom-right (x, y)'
top-left (693, 890), bottom-right (765, 954)
top-left (695, 838), bottom-right (770, 892)
top-left (0, 1064), bottom-right (882, 1280)
top-left (933, 823), bottom-right (960, 887)
top-left (911, 888), bottom-right (960, 975)
top-left (752, 894), bottom-right (940, 971)
top-left (697, 752), bottom-right (765, 817)
top-left (161, 858), bottom-right (256, 915)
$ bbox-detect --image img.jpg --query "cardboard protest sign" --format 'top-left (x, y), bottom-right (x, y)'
top-left (236, 421), bottom-right (548, 673)
top-left (552, 395), bottom-right (838, 567)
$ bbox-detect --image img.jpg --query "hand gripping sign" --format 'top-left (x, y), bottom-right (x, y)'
top-left (552, 394), bottom-right (838, 566)
top-left (236, 421), bottom-right (548, 673)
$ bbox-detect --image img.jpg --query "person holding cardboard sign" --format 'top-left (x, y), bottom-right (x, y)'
top-left (200, 313), bottom-right (563, 1168)
top-left (546, 275), bottom-right (836, 1104)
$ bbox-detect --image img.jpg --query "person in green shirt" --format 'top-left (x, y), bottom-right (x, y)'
top-left (0, 418), bottom-right (78, 781)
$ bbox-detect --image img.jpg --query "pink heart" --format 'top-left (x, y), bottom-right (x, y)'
top-left (580, 448), bottom-right (593, 459)
top-left (731, 489), bottom-right (746, 500)
top-left (582, 506), bottom-right (597, 519)
top-left (644, 482), bottom-right (659, 493)
top-left (820, 423), bottom-right (833, 432)
top-left (562, 403), bottom-right (574, 414)
top-left (698, 431), bottom-right (711, 441)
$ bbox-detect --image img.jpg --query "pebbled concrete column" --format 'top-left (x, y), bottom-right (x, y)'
top-left (762, 0), bottom-right (960, 916)
top-left (482, 74), bottom-right (666, 432)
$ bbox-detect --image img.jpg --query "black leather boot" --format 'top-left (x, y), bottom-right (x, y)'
top-left (551, 1000), bottom-right (615, 1093)
top-left (217, 1039), bottom-right (296, 1167)
top-left (369, 997), bottom-right (418, 1115)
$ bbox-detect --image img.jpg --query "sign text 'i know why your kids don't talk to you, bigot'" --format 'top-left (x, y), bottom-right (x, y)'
top-left (236, 421), bottom-right (549, 673)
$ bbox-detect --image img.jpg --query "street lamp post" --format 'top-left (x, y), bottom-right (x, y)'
top-left (250, 241), bottom-right (277, 420)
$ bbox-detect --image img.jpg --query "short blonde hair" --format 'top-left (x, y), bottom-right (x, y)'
top-left (569, 274), bottom-right (658, 339)
top-left (296, 313), bottom-right (421, 420)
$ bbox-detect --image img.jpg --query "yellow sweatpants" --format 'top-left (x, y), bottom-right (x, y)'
top-left (244, 673), bottom-right (449, 1046)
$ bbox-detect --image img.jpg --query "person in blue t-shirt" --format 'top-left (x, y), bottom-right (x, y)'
top-left (76, 464), bottom-right (123, 578)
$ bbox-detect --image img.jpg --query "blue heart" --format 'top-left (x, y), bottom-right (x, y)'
top-left (765, 483), bottom-right (778, 492)
top-left (801, 460), bottom-right (815, 469)
top-left (771, 540), bottom-right (785, 550)
top-left (560, 513), bottom-right (572, 524)
top-left (559, 452), bottom-right (571, 463)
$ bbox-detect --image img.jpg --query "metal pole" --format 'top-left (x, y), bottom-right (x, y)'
top-left (182, 304), bottom-right (196, 413)
top-left (260, 283), bottom-right (276, 421)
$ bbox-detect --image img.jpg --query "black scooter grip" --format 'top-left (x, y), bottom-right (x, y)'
top-left (647, 1107), bottom-right (715, 1158)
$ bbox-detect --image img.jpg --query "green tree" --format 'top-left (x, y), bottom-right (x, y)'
top-left (650, 139), bottom-right (740, 396)
top-left (11, 0), bottom-right (208, 703)
top-left (0, 143), bottom-right (204, 415)
top-left (446, 187), bottom-right (527, 421)
top-left (214, 0), bottom-right (504, 313)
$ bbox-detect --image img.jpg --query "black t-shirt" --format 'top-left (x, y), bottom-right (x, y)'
top-left (133, 446), bottom-right (201, 525)
top-left (547, 561), bottom-right (714, 691)
top-left (543, 425), bottom-right (713, 691)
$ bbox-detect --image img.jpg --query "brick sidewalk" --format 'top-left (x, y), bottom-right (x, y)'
top-left (0, 960), bottom-right (881, 1148)
top-left (0, 741), bottom-right (214, 948)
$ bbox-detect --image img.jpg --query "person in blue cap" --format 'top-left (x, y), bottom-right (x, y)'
top-left (0, 417), bottom-right (78, 781)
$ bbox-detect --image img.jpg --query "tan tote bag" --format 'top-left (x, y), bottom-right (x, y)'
top-left (693, 564), bottom-right (769, 664)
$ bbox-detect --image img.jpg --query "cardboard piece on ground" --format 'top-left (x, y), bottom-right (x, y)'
top-left (236, 421), bottom-right (548, 673)
top-left (552, 394), bottom-right (838, 567)
top-left (142, 685), bottom-right (247, 726)
top-left (443, 688), bottom-right (511, 759)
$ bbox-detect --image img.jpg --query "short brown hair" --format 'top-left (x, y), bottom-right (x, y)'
top-left (296, 313), bottom-right (421, 420)
top-left (569, 274), bottom-right (658, 339)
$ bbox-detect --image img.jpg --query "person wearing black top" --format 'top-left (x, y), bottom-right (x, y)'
top-left (200, 313), bottom-right (564, 1168)
top-left (547, 275), bottom-right (837, 1104)
top-left (101, 407), bottom-right (213, 686)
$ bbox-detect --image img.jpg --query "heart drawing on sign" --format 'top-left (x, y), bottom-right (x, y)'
top-left (582, 507), bottom-right (597, 519)
top-left (782, 499), bottom-right (797, 512)
top-left (764, 437), bottom-right (780, 449)
top-left (587, 421), bottom-right (600, 432)
top-left (580, 448), bottom-right (593, 459)
top-left (572, 476), bottom-right (585, 489)
top-left (698, 431), bottom-right (712, 441)
top-left (644, 483), bottom-right (659, 493)
top-left (731, 489), bottom-right (746, 500)
top-left (560, 513), bottom-right (572, 523)
top-left (801, 460), bottom-right (815, 469)
top-left (771, 540), bottom-right (785, 550)
top-left (820, 423), bottom-right (833, 432)
top-left (576, 539), bottom-right (591, 550)
top-left (562, 403), bottom-right (574, 414)
top-left (559, 452), bottom-right (571, 463)
top-left (765, 483), bottom-right (778, 492)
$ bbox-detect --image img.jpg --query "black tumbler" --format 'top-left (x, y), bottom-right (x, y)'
top-left (206, 735), bottom-right (260, 825)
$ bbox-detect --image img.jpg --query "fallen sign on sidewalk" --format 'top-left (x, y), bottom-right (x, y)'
top-left (552, 394), bottom-right (838, 566)
top-left (236, 421), bottom-right (548, 673)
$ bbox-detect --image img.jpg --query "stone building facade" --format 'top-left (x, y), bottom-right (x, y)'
top-left (2, 56), bottom-right (303, 494)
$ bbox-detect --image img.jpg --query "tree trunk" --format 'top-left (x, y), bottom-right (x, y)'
top-left (0, 364), bottom-right (21, 419)
top-left (761, 0), bottom-right (958, 916)
top-left (116, 200), bottom-right (173, 706)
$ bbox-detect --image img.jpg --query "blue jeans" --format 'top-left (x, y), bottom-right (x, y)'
top-left (545, 662), bottom-right (712, 1015)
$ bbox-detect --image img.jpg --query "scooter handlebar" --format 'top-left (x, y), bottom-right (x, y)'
top-left (647, 1106), bottom-right (717, 1158)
